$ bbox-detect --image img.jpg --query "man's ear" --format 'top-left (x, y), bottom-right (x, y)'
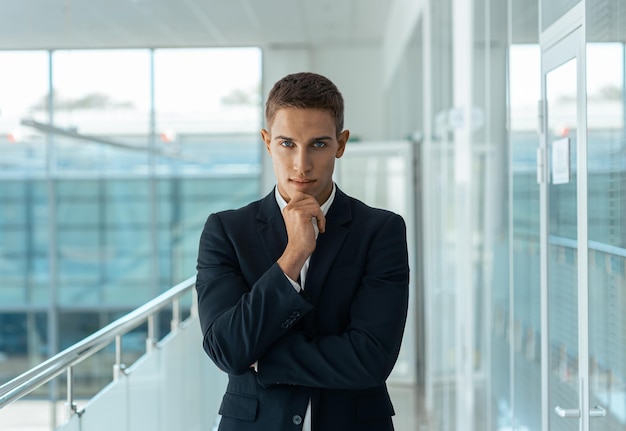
top-left (336, 130), bottom-right (350, 158)
top-left (261, 129), bottom-right (271, 154)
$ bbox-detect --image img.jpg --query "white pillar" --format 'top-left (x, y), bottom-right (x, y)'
top-left (452, 0), bottom-right (475, 430)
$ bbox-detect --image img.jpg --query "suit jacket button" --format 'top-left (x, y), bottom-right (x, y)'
top-left (281, 322), bottom-right (289, 329)
top-left (292, 414), bottom-right (302, 425)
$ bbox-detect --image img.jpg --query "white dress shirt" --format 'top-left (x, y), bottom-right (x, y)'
top-left (274, 183), bottom-right (336, 431)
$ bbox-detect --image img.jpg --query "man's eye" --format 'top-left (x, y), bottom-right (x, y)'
top-left (312, 141), bottom-right (326, 148)
top-left (281, 141), bottom-right (294, 147)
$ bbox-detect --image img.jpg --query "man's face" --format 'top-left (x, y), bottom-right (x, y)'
top-left (261, 107), bottom-right (349, 204)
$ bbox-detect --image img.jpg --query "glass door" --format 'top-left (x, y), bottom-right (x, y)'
top-left (541, 26), bottom-right (594, 431)
top-left (543, 33), bottom-right (580, 431)
top-left (542, 22), bottom-right (624, 431)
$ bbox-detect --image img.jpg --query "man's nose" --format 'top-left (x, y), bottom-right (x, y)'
top-left (294, 148), bottom-right (312, 173)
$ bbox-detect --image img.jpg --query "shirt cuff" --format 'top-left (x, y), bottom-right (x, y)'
top-left (284, 273), bottom-right (302, 293)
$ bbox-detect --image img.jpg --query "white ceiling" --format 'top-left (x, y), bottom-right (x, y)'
top-left (0, 0), bottom-right (390, 50)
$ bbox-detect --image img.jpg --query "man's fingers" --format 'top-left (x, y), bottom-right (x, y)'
top-left (287, 191), bottom-right (310, 204)
top-left (282, 192), bottom-right (326, 233)
top-left (316, 214), bottom-right (326, 233)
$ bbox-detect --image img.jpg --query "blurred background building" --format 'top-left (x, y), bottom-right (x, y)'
top-left (0, 0), bottom-right (625, 430)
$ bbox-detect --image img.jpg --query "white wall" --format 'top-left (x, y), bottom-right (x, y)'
top-left (312, 45), bottom-right (384, 142)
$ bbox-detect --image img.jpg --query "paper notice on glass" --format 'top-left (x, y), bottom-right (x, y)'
top-left (551, 138), bottom-right (570, 185)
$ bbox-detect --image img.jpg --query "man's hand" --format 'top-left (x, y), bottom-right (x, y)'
top-left (277, 192), bottom-right (325, 281)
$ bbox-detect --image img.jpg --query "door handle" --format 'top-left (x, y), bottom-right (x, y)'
top-left (555, 406), bottom-right (580, 418)
top-left (590, 406), bottom-right (606, 418)
top-left (555, 405), bottom-right (606, 418)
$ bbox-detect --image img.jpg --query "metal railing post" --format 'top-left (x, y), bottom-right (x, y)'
top-left (113, 335), bottom-right (125, 380)
top-left (171, 297), bottom-right (181, 331)
top-left (66, 367), bottom-right (77, 419)
top-left (146, 314), bottom-right (157, 353)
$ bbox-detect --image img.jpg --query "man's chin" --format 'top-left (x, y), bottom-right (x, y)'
top-left (287, 182), bottom-right (317, 195)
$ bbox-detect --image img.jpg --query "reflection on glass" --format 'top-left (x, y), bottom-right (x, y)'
top-left (587, 42), bottom-right (626, 430)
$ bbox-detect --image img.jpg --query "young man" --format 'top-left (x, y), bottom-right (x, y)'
top-left (196, 72), bottom-right (409, 431)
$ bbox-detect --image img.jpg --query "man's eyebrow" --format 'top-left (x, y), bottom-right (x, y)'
top-left (273, 135), bottom-right (333, 141)
top-left (310, 136), bottom-right (333, 141)
top-left (273, 135), bottom-right (293, 141)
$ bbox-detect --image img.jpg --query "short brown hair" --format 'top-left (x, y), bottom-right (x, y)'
top-left (265, 72), bottom-right (345, 134)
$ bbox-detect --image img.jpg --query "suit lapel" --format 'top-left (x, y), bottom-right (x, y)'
top-left (304, 188), bottom-right (352, 303)
top-left (256, 190), bottom-right (288, 265)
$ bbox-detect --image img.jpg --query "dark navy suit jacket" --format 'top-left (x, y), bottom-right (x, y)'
top-left (196, 187), bottom-right (409, 431)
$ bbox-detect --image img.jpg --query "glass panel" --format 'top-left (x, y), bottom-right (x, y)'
top-left (587, 41), bottom-right (626, 430)
top-left (547, 58), bottom-right (579, 431)
top-left (0, 181), bottom-right (48, 306)
top-left (0, 312), bottom-right (47, 385)
top-left (471, 1), bottom-right (511, 428)
top-left (51, 50), bottom-right (151, 174)
top-left (0, 51), bottom-right (48, 176)
top-left (542, 0), bottom-right (580, 31)
top-left (510, 42), bottom-right (542, 431)
top-left (153, 48), bottom-right (261, 135)
top-left (153, 48), bottom-right (262, 176)
top-left (0, 51), bottom-right (50, 315)
top-left (504, 0), bottom-right (542, 428)
top-left (421, 0), bottom-right (456, 428)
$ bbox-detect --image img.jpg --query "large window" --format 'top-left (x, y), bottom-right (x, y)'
top-left (0, 48), bottom-right (262, 388)
top-left (0, 51), bottom-right (48, 175)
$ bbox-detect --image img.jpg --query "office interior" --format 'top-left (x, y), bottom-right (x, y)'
top-left (0, 0), bottom-right (625, 430)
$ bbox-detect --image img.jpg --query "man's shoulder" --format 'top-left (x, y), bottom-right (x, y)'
top-left (209, 192), bottom-right (273, 225)
top-left (213, 197), bottom-right (264, 219)
top-left (341, 191), bottom-right (403, 221)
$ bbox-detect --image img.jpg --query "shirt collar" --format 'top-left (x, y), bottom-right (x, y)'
top-left (275, 183), bottom-right (336, 216)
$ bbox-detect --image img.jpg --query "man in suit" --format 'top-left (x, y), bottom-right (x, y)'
top-left (196, 72), bottom-right (409, 430)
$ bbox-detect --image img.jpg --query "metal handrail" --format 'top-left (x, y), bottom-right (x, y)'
top-left (20, 119), bottom-right (188, 161)
top-left (0, 275), bottom-right (197, 412)
top-left (21, 119), bottom-right (149, 153)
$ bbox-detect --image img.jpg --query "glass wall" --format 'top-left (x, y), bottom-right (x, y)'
top-left (379, 0), bottom-right (626, 428)
top-left (587, 0), bottom-right (626, 427)
top-left (420, 2), bottom-right (457, 429)
top-left (507, 1), bottom-right (543, 430)
top-left (0, 48), bottom-right (262, 393)
top-left (401, 0), bottom-right (511, 429)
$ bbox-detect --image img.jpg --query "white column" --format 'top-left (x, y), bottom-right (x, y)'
top-left (452, 0), bottom-right (475, 430)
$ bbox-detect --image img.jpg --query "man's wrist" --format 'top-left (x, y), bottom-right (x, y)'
top-left (277, 253), bottom-right (307, 281)
top-left (284, 272), bottom-right (302, 292)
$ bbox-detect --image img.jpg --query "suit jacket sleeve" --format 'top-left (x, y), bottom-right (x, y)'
top-left (257, 213), bottom-right (410, 390)
top-left (195, 211), bottom-right (314, 376)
